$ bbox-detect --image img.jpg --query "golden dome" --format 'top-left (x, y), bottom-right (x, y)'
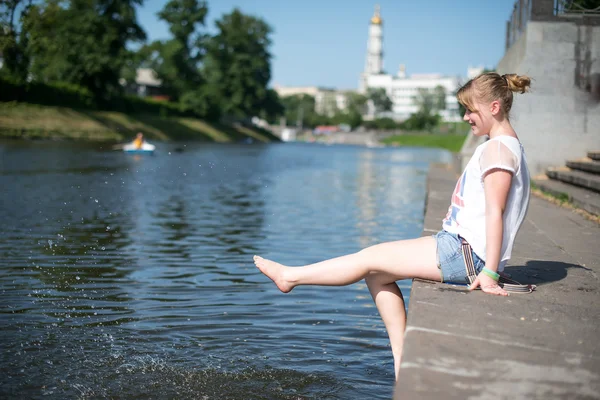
top-left (371, 5), bottom-right (382, 25)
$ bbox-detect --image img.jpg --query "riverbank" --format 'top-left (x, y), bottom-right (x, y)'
top-left (381, 133), bottom-right (467, 153)
top-left (295, 131), bottom-right (468, 152)
top-left (395, 164), bottom-right (600, 399)
top-left (0, 102), bottom-right (279, 143)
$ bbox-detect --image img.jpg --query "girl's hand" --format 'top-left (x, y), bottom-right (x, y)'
top-left (469, 272), bottom-right (509, 296)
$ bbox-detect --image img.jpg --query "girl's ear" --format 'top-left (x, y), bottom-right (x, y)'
top-left (490, 100), bottom-right (501, 116)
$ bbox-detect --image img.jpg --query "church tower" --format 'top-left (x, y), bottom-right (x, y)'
top-left (359, 5), bottom-right (383, 93)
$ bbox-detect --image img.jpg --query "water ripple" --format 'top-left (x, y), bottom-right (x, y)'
top-left (0, 140), bottom-right (453, 399)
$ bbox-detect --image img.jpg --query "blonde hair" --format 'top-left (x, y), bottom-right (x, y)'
top-left (457, 73), bottom-right (531, 119)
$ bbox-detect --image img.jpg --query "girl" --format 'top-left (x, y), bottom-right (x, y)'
top-left (253, 72), bottom-right (532, 380)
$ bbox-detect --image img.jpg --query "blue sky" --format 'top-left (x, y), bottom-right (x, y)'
top-left (138, 0), bottom-right (518, 90)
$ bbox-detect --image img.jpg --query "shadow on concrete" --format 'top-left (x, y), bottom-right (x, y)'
top-left (505, 260), bottom-right (592, 287)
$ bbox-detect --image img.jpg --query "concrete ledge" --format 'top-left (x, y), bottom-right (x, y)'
top-left (395, 165), bottom-right (600, 399)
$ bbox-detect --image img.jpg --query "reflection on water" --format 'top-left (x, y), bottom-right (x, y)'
top-left (0, 140), bottom-right (452, 399)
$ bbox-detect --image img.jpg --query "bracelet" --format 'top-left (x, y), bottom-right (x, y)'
top-left (481, 267), bottom-right (500, 281)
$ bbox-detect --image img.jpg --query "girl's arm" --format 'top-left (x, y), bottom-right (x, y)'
top-left (469, 168), bottom-right (513, 296)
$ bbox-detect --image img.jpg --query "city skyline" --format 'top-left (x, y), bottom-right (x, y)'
top-left (139, 0), bottom-right (518, 89)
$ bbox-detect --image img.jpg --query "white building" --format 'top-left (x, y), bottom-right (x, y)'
top-left (273, 85), bottom-right (350, 117)
top-left (272, 85), bottom-right (321, 98)
top-left (359, 5), bottom-right (466, 122)
top-left (119, 68), bottom-right (165, 99)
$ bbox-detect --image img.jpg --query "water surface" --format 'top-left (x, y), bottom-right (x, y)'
top-left (0, 140), bottom-right (452, 399)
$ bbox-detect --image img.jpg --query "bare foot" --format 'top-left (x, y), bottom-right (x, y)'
top-left (253, 255), bottom-right (294, 293)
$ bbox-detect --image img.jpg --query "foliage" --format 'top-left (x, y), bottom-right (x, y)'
top-left (413, 86), bottom-right (446, 115)
top-left (403, 85), bottom-right (446, 131)
top-left (1, 1), bottom-right (281, 122)
top-left (280, 94), bottom-right (320, 128)
top-left (400, 112), bottom-right (441, 131)
top-left (329, 110), bottom-right (362, 129)
top-left (0, 76), bottom-right (202, 118)
top-left (0, 76), bottom-right (96, 108)
top-left (363, 117), bottom-right (399, 130)
top-left (346, 92), bottom-right (368, 115)
top-left (0, 0), bottom-right (37, 82)
top-left (332, 92), bottom-right (367, 129)
top-left (367, 87), bottom-right (392, 115)
top-left (137, 0), bottom-right (208, 103)
top-left (203, 8), bottom-right (275, 118)
top-left (22, 0), bottom-right (146, 100)
top-left (258, 89), bottom-right (285, 122)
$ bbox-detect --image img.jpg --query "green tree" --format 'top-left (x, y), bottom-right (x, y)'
top-left (401, 112), bottom-right (440, 132)
top-left (331, 110), bottom-right (362, 129)
top-left (346, 92), bottom-right (368, 115)
top-left (364, 117), bottom-right (398, 130)
top-left (24, 0), bottom-right (146, 100)
top-left (280, 94), bottom-right (316, 128)
top-left (328, 92), bottom-right (367, 129)
top-left (203, 8), bottom-right (273, 118)
top-left (367, 87), bottom-right (392, 114)
top-left (137, 0), bottom-right (208, 102)
top-left (0, 0), bottom-right (36, 81)
top-left (404, 85), bottom-right (446, 131)
top-left (257, 88), bottom-right (284, 122)
top-left (413, 86), bottom-right (446, 116)
top-left (433, 85), bottom-right (446, 111)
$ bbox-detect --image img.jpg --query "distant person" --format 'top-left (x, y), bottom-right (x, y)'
top-left (132, 132), bottom-right (144, 149)
top-left (254, 73), bottom-right (532, 380)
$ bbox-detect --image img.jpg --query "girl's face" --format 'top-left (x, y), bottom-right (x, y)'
top-left (462, 99), bottom-right (495, 136)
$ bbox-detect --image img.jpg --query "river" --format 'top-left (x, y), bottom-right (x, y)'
top-left (0, 139), bottom-right (453, 399)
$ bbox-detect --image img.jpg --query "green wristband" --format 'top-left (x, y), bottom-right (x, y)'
top-left (482, 267), bottom-right (500, 281)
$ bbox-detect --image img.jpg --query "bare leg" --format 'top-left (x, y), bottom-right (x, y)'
top-left (254, 236), bottom-right (440, 380)
top-left (365, 272), bottom-right (406, 381)
top-left (254, 236), bottom-right (440, 290)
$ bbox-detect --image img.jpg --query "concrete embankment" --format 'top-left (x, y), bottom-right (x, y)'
top-left (395, 164), bottom-right (600, 399)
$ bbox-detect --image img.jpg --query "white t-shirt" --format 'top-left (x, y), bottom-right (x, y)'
top-left (442, 136), bottom-right (530, 271)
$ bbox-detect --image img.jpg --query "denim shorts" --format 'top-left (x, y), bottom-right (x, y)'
top-left (433, 230), bottom-right (485, 284)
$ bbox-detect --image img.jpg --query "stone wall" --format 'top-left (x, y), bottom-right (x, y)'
top-left (497, 18), bottom-right (600, 175)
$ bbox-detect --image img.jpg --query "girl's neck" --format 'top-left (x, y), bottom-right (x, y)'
top-left (488, 119), bottom-right (517, 140)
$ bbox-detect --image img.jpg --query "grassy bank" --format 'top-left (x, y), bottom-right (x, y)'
top-left (0, 102), bottom-right (279, 143)
top-left (382, 132), bottom-right (468, 152)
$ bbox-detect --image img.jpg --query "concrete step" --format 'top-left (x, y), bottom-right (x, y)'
top-left (533, 177), bottom-right (600, 216)
top-left (546, 167), bottom-right (600, 193)
top-left (566, 158), bottom-right (600, 174)
top-left (588, 151), bottom-right (600, 161)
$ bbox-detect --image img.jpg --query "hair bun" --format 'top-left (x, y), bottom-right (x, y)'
top-left (503, 74), bottom-right (531, 94)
